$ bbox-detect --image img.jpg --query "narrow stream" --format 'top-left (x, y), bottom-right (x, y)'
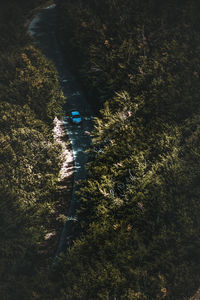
top-left (28, 3), bottom-right (94, 259)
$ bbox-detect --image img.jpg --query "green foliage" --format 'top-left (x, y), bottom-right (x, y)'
top-left (0, 46), bottom-right (64, 124)
top-left (0, 1), bottom-right (65, 299)
top-left (54, 0), bottom-right (200, 299)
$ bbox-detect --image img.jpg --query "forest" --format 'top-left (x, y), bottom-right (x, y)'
top-left (0, 0), bottom-right (66, 298)
top-left (1, 0), bottom-right (200, 299)
top-left (53, 0), bottom-right (200, 299)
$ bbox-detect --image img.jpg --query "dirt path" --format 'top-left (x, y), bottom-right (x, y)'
top-left (28, 3), bottom-right (94, 260)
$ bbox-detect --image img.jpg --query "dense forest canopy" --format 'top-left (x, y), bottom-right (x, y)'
top-left (0, 0), bottom-right (65, 298)
top-left (1, 0), bottom-right (200, 299)
top-left (53, 0), bottom-right (200, 299)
